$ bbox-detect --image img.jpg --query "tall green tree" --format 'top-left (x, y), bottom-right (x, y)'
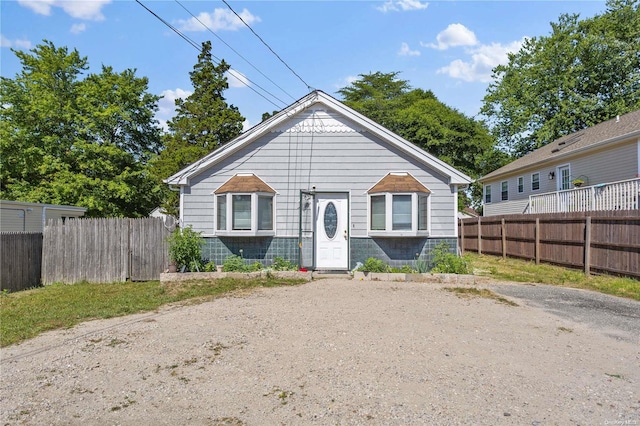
top-left (0, 41), bottom-right (163, 217)
top-left (153, 41), bottom-right (245, 215)
top-left (482, 0), bottom-right (640, 156)
top-left (339, 72), bottom-right (507, 208)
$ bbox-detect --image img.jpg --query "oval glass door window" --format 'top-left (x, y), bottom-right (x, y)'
top-left (324, 202), bottom-right (338, 239)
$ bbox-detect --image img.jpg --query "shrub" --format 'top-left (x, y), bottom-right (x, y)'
top-left (390, 264), bottom-right (416, 274)
top-left (272, 256), bottom-right (297, 271)
top-left (430, 242), bottom-right (471, 274)
top-left (203, 261), bottom-right (217, 272)
top-left (222, 255), bottom-right (264, 272)
top-left (167, 226), bottom-right (205, 272)
top-left (358, 257), bottom-right (390, 273)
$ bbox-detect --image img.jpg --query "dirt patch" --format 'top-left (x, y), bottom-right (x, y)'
top-left (1, 280), bottom-right (638, 425)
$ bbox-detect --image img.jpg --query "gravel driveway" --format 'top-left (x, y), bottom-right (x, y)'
top-left (1, 279), bottom-right (639, 425)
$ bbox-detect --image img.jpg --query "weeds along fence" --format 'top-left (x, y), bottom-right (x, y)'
top-left (459, 210), bottom-right (640, 279)
top-left (42, 217), bottom-right (172, 285)
top-left (1, 232), bottom-right (43, 292)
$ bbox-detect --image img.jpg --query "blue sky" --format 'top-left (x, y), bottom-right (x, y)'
top-left (1, 0), bottom-right (607, 130)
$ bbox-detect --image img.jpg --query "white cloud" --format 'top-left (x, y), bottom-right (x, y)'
top-left (377, 0), bottom-right (428, 12)
top-left (226, 69), bottom-right (249, 88)
top-left (1, 34), bottom-right (32, 49)
top-left (333, 75), bottom-right (359, 89)
top-left (70, 23), bottom-right (86, 35)
top-left (437, 38), bottom-right (526, 83)
top-left (398, 42), bottom-right (420, 57)
top-left (177, 8), bottom-right (260, 32)
top-left (157, 88), bottom-right (192, 132)
top-left (423, 23), bottom-right (477, 50)
top-left (18, 0), bottom-right (110, 20)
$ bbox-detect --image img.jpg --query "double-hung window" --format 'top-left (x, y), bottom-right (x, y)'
top-left (531, 173), bottom-right (540, 191)
top-left (484, 185), bottom-right (492, 203)
top-left (367, 173), bottom-right (430, 237)
top-left (214, 174), bottom-right (276, 236)
top-left (501, 181), bottom-right (509, 201)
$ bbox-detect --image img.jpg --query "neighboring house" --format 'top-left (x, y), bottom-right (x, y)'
top-left (480, 110), bottom-right (640, 216)
top-left (0, 200), bottom-right (87, 232)
top-left (165, 91), bottom-right (471, 270)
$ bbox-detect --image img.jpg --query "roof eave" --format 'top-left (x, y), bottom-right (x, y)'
top-left (480, 130), bottom-right (640, 182)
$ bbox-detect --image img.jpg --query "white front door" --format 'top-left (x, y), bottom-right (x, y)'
top-left (315, 193), bottom-right (349, 270)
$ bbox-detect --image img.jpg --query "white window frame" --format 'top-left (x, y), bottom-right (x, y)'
top-left (367, 192), bottom-right (430, 237)
top-left (501, 181), bottom-right (509, 201)
top-left (517, 176), bottom-right (524, 193)
top-left (215, 192), bottom-right (276, 236)
top-left (531, 172), bottom-right (540, 191)
top-left (484, 185), bottom-right (492, 204)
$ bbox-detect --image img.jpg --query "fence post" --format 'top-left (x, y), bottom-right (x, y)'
top-left (584, 216), bottom-right (591, 276)
top-left (535, 218), bottom-right (540, 265)
top-left (460, 220), bottom-right (465, 254)
top-left (477, 217), bottom-right (482, 255)
top-left (501, 218), bottom-right (507, 260)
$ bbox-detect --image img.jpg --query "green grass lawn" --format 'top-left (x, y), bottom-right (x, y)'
top-left (0, 277), bottom-right (305, 348)
top-left (467, 253), bottom-right (640, 301)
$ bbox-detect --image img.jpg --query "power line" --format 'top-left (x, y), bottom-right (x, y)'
top-left (135, 0), bottom-right (200, 51)
top-left (175, 0), bottom-right (297, 103)
top-left (135, 0), bottom-right (287, 110)
top-left (220, 0), bottom-right (314, 92)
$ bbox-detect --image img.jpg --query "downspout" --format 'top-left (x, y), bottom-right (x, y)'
top-left (42, 206), bottom-right (48, 231)
top-left (1, 207), bottom-right (29, 231)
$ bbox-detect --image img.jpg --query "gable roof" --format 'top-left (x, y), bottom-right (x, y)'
top-left (481, 109), bottom-right (640, 181)
top-left (165, 90), bottom-right (471, 186)
top-left (368, 172), bottom-right (431, 193)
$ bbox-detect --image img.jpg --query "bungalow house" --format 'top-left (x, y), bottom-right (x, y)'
top-left (165, 91), bottom-right (471, 270)
top-left (0, 200), bottom-right (87, 232)
top-left (480, 110), bottom-right (640, 216)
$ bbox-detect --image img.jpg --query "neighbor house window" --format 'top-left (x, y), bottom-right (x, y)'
top-left (531, 173), bottom-right (540, 191)
top-left (214, 174), bottom-right (276, 236)
top-left (367, 172), bottom-right (431, 236)
top-left (501, 181), bottom-right (509, 201)
top-left (518, 176), bottom-right (524, 193)
top-left (485, 185), bottom-right (492, 203)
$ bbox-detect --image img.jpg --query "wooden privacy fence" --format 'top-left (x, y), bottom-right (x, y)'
top-left (42, 217), bottom-right (172, 285)
top-left (1, 232), bottom-right (43, 292)
top-left (459, 210), bottom-right (640, 279)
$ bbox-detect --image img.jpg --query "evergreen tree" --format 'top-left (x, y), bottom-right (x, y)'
top-left (153, 41), bottom-right (245, 215)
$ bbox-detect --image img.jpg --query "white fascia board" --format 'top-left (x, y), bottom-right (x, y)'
top-left (317, 92), bottom-right (472, 185)
top-left (164, 90), bottom-right (472, 186)
top-left (164, 93), bottom-right (322, 186)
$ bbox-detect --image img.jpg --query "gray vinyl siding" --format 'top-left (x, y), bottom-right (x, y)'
top-left (481, 139), bottom-right (639, 216)
top-left (484, 199), bottom-right (530, 216)
top-left (567, 140), bottom-right (638, 185)
top-left (182, 130), bottom-right (456, 237)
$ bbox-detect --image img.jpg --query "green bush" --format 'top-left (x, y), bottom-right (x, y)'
top-left (358, 257), bottom-right (390, 273)
top-left (222, 255), bottom-right (264, 272)
top-left (430, 242), bottom-right (471, 274)
top-left (203, 261), bottom-right (217, 272)
top-left (272, 256), bottom-right (297, 271)
top-left (167, 226), bottom-right (205, 272)
top-left (390, 265), bottom-right (416, 273)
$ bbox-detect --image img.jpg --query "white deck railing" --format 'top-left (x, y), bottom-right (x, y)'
top-left (529, 177), bottom-right (640, 214)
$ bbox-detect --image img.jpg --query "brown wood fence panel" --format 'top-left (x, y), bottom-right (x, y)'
top-left (42, 218), bottom-right (170, 285)
top-left (459, 210), bottom-right (640, 279)
top-left (1, 232), bottom-right (43, 292)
